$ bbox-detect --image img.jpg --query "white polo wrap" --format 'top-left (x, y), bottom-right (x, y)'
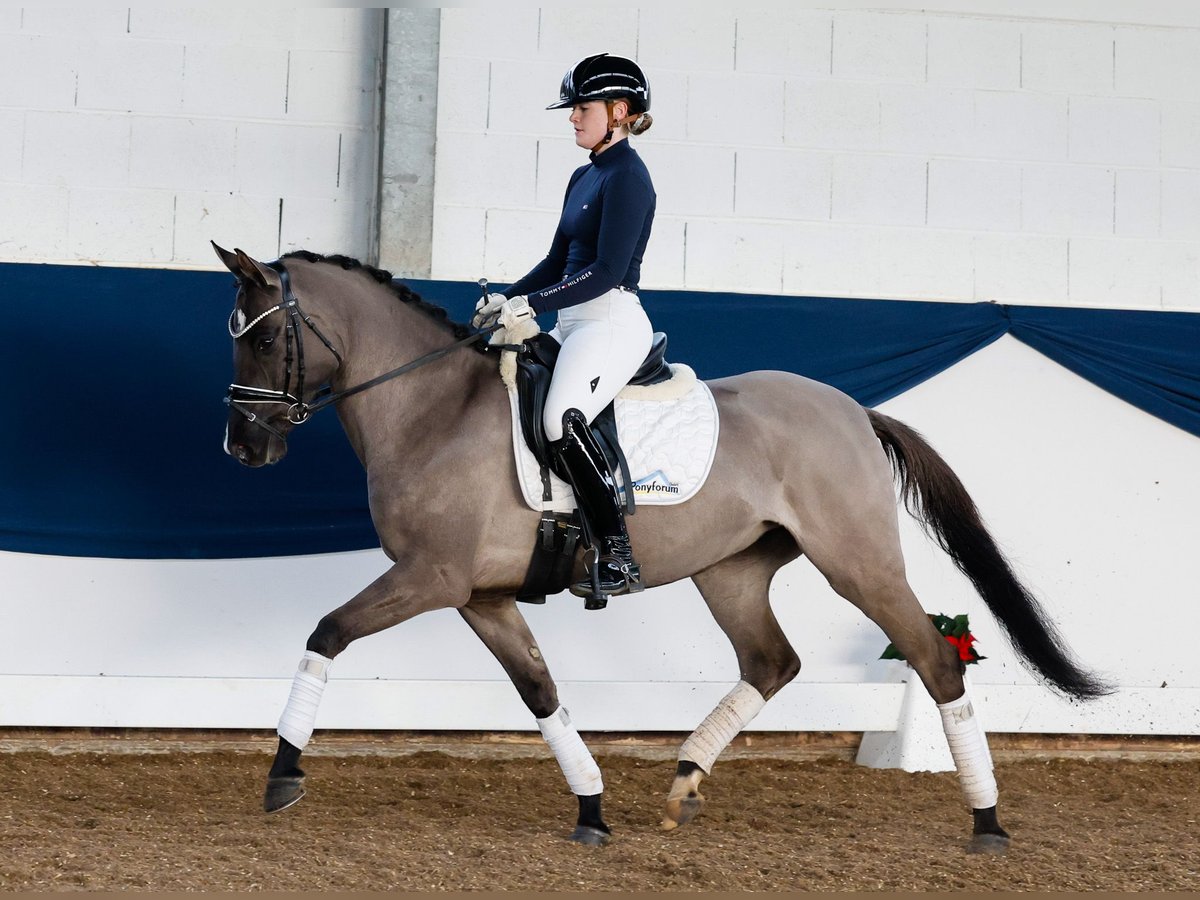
top-left (938, 691), bottom-right (999, 809)
top-left (537, 706), bottom-right (604, 797)
top-left (277, 650), bottom-right (331, 751)
top-left (679, 680), bottom-right (766, 774)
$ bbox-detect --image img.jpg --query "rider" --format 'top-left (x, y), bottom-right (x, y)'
top-left (474, 52), bottom-right (657, 600)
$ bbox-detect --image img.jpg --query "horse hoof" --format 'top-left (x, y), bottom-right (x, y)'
top-left (263, 776), bottom-right (306, 814)
top-left (967, 833), bottom-right (1011, 855)
top-left (569, 825), bottom-right (611, 847)
top-left (661, 791), bottom-right (705, 830)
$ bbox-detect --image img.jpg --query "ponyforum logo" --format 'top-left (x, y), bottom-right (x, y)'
top-left (632, 470), bottom-right (680, 496)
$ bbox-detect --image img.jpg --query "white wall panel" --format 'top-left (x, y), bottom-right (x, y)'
top-left (179, 44), bottom-right (289, 119)
top-left (18, 6), bottom-right (127, 37)
top-left (66, 188), bottom-right (174, 262)
top-left (1114, 27), bottom-right (1200, 101)
top-left (1020, 164), bottom-right (1113, 236)
top-left (0, 35), bottom-right (78, 108)
top-left (1021, 22), bottom-right (1115, 95)
top-left (286, 50), bottom-right (378, 126)
top-left (1068, 96), bottom-right (1160, 167)
top-left (0, 184), bottom-right (69, 256)
top-left (735, 10), bottom-right (832, 77)
top-left (784, 80), bottom-right (880, 151)
top-left (873, 227), bottom-right (976, 300)
top-left (637, 9), bottom-right (735, 72)
top-left (0, 8), bottom-right (381, 267)
top-left (174, 192), bottom-right (280, 267)
top-left (687, 72), bottom-right (784, 146)
top-left (831, 153), bottom-right (926, 226)
top-left (972, 233), bottom-right (1069, 303)
top-left (1161, 101), bottom-right (1200, 169)
top-left (832, 11), bottom-right (927, 83)
top-left (1161, 171), bottom-right (1200, 242)
top-left (130, 118), bottom-right (239, 193)
top-left (1068, 238), bottom-right (1185, 308)
top-left (734, 148), bottom-right (831, 222)
top-left (926, 17), bottom-right (1021, 90)
top-left (973, 91), bottom-right (1068, 162)
top-left (0, 109), bottom-right (23, 180)
top-left (1114, 169), bottom-right (1161, 239)
top-left (23, 112), bottom-right (131, 189)
top-left (879, 84), bottom-right (975, 157)
top-left (75, 40), bottom-right (185, 114)
top-left (927, 159), bottom-right (1022, 232)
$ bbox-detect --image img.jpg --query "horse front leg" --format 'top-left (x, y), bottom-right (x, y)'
top-left (264, 560), bottom-right (466, 813)
top-left (459, 598), bottom-right (611, 846)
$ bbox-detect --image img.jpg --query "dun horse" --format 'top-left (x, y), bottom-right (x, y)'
top-left (215, 244), bottom-right (1108, 853)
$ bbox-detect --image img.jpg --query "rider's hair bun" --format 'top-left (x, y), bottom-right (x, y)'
top-left (628, 113), bottom-right (653, 135)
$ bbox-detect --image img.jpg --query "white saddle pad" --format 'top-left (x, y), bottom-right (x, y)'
top-left (509, 364), bottom-right (720, 512)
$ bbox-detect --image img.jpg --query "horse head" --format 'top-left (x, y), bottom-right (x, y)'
top-left (213, 242), bottom-right (343, 467)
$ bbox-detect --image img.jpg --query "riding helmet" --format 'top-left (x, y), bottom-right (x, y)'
top-left (546, 52), bottom-right (651, 113)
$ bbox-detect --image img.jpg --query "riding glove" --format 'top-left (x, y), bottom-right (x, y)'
top-left (473, 292), bottom-right (534, 330)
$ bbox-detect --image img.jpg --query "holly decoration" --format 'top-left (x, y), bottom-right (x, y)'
top-left (880, 613), bottom-right (985, 665)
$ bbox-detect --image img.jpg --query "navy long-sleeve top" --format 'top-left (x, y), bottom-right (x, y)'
top-left (504, 139), bottom-right (656, 314)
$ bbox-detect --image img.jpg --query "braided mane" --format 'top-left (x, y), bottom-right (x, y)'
top-left (281, 250), bottom-right (484, 348)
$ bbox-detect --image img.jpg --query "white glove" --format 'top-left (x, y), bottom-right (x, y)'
top-left (473, 292), bottom-right (533, 330)
top-left (472, 292), bottom-right (507, 328)
top-left (497, 294), bottom-right (534, 331)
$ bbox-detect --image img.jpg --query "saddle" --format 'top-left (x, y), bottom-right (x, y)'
top-left (512, 331), bottom-right (672, 604)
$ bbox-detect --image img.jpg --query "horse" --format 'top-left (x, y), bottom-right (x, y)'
top-left (213, 243), bottom-right (1110, 854)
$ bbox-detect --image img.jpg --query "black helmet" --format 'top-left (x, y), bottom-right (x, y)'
top-left (546, 53), bottom-right (650, 113)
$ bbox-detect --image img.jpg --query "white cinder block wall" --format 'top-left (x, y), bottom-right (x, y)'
top-left (432, 6), bottom-right (1200, 310)
top-left (0, 8), bottom-right (382, 267)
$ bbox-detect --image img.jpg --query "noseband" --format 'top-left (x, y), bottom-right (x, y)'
top-left (225, 260), bottom-right (498, 446)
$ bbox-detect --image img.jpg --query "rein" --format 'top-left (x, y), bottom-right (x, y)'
top-left (225, 259), bottom-right (501, 443)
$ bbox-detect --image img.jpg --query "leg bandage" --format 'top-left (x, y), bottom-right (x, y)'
top-left (537, 706), bottom-right (604, 796)
top-left (679, 681), bottom-right (766, 774)
top-left (938, 691), bottom-right (999, 809)
top-left (277, 651), bottom-right (331, 751)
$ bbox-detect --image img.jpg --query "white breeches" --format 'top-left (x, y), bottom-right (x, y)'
top-left (544, 288), bottom-right (653, 443)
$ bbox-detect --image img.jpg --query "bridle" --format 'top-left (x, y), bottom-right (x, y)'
top-left (225, 260), bottom-right (498, 445)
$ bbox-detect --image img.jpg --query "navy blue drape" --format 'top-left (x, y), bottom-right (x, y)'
top-left (1, 263), bottom-right (1197, 559)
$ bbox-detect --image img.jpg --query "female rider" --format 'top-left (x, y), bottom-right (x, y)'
top-left (474, 53), bottom-right (657, 600)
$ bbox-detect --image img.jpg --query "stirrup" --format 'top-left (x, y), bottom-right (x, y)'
top-left (571, 546), bottom-right (643, 609)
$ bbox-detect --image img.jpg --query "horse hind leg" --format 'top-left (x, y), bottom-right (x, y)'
top-left (663, 528), bottom-right (802, 831)
top-left (806, 531), bottom-right (1009, 854)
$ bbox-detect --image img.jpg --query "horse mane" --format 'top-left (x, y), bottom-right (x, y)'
top-left (281, 250), bottom-right (486, 349)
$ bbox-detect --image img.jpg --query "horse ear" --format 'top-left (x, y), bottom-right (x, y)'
top-left (211, 241), bottom-right (240, 275)
top-left (211, 241), bottom-right (274, 290)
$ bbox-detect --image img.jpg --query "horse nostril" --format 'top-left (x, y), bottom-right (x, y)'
top-left (233, 443), bottom-right (251, 463)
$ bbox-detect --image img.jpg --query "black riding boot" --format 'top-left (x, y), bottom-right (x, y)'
top-left (553, 409), bottom-right (643, 605)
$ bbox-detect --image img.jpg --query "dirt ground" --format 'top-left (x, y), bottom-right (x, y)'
top-left (0, 732), bottom-right (1196, 892)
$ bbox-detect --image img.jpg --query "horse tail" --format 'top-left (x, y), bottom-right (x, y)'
top-left (866, 408), bottom-right (1112, 700)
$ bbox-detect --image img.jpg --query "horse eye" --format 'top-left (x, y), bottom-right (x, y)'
top-left (255, 336), bottom-right (276, 353)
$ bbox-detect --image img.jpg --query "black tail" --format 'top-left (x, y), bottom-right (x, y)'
top-left (867, 408), bottom-right (1112, 700)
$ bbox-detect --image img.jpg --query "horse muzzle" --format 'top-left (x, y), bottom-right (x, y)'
top-left (225, 399), bottom-right (291, 467)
